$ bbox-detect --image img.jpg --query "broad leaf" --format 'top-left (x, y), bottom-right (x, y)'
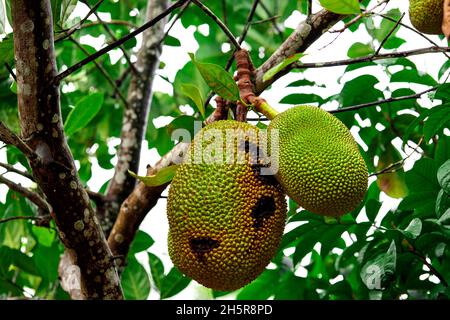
top-left (160, 267), bottom-right (191, 299)
top-left (121, 258), bottom-right (150, 300)
top-left (180, 83), bottom-right (205, 118)
top-left (189, 53), bottom-right (239, 101)
top-left (128, 165), bottom-right (179, 187)
top-left (263, 53), bottom-right (305, 82)
top-left (64, 92), bottom-right (104, 136)
top-left (319, 0), bottom-right (360, 14)
top-left (129, 230), bottom-right (154, 255)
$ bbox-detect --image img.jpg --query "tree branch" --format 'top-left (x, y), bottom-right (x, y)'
top-left (11, 0), bottom-right (122, 300)
top-left (292, 46), bottom-right (450, 70)
top-left (191, 0), bottom-right (241, 49)
top-left (0, 162), bottom-right (34, 181)
top-left (331, 86), bottom-right (439, 114)
top-left (0, 175), bottom-right (49, 212)
top-left (80, 0), bottom-right (140, 77)
top-left (69, 36), bottom-right (129, 106)
top-left (54, 0), bottom-right (188, 83)
top-left (54, 0), bottom-right (106, 42)
top-left (254, 8), bottom-right (344, 94)
top-left (0, 121), bottom-right (36, 160)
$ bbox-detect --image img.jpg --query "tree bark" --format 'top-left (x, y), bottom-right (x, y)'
top-left (103, 0), bottom-right (170, 232)
top-left (11, 0), bottom-right (123, 300)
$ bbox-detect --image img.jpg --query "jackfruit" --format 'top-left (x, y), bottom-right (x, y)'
top-left (268, 106), bottom-right (368, 217)
top-left (167, 120), bottom-right (287, 291)
top-left (409, 0), bottom-right (444, 34)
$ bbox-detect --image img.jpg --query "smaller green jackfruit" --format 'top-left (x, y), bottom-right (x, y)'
top-left (268, 106), bottom-right (368, 217)
top-left (409, 0), bottom-right (444, 34)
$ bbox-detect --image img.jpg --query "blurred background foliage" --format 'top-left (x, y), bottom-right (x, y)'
top-left (0, 0), bottom-right (449, 300)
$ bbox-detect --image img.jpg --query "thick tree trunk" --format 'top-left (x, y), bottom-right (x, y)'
top-left (11, 0), bottom-right (123, 300)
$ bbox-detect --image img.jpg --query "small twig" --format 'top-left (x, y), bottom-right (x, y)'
top-left (331, 86), bottom-right (439, 114)
top-left (0, 215), bottom-right (51, 225)
top-left (259, 0), bottom-right (284, 41)
top-left (403, 239), bottom-right (449, 288)
top-left (331, 0), bottom-right (390, 33)
top-left (160, 0), bottom-right (191, 45)
top-left (369, 137), bottom-right (424, 177)
top-left (221, 0), bottom-right (228, 26)
top-left (293, 46), bottom-right (450, 70)
top-left (55, 0), bottom-right (106, 42)
top-left (0, 122), bottom-right (36, 160)
top-left (0, 162), bottom-right (34, 181)
top-left (307, 0), bottom-right (312, 16)
top-left (69, 37), bottom-right (129, 106)
top-left (81, 0), bottom-right (140, 77)
top-left (374, 13), bottom-right (405, 56)
top-left (0, 175), bottom-right (50, 212)
top-left (4, 62), bottom-right (17, 81)
top-left (54, 0), bottom-right (188, 83)
top-left (251, 15), bottom-right (281, 26)
top-left (79, 20), bottom-right (138, 29)
top-left (377, 13), bottom-right (450, 66)
top-left (190, 0), bottom-right (241, 50)
top-left (204, 0), bottom-right (260, 109)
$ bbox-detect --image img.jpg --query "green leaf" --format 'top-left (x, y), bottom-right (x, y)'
top-left (121, 258), bottom-right (150, 300)
top-left (401, 218), bottom-right (422, 239)
top-left (438, 60), bottom-right (450, 80)
top-left (128, 165), bottom-right (178, 187)
top-left (9, 248), bottom-right (40, 276)
top-left (31, 225), bottom-right (55, 247)
top-left (160, 267), bottom-right (191, 299)
top-left (237, 269), bottom-right (279, 300)
top-left (437, 159), bottom-right (450, 194)
top-left (64, 92), bottom-right (104, 136)
top-left (180, 83), bottom-right (205, 118)
top-left (423, 104), bottom-right (450, 141)
top-left (263, 53), bottom-right (305, 82)
top-left (129, 230), bottom-right (154, 255)
top-left (347, 42), bottom-right (374, 58)
top-left (438, 208), bottom-right (450, 225)
top-left (148, 252), bottom-right (164, 290)
top-left (60, 0), bottom-right (78, 26)
top-left (188, 53), bottom-right (239, 101)
top-left (319, 0), bottom-right (360, 14)
top-left (376, 142), bottom-right (408, 198)
top-left (390, 69), bottom-right (437, 86)
top-left (279, 93), bottom-right (324, 105)
top-left (165, 35), bottom-right (181, 47)
top-left (360, 240), bottom-right (396, 290)
top-left (435, 189), bottom-right (450, 217)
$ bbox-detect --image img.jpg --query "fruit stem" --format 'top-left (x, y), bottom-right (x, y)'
top-left (253, 98), bottom-right (279, 120)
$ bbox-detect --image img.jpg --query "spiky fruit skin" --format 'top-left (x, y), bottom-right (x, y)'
top-left (167, 120), bottom-right (287, 291)
top-left (268, 106), bottom-right (368, 217)
top-left (409, 0), bottom-right (444, 34)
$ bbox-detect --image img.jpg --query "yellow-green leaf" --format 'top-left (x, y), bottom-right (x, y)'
top-left (263, 53), bottom-right (305, 82)
top-left (376, 144), bottom-right (408, 198)
top-left (64, 92), bottom-right (104, 136)
top-left (128, 165), bottom-right (179, 187)
top-left (188, 53), bottom-right (239, 101)
top-left (319, 0), bottom-right (361, 15)
top-left (180, 83), bottom-right (205, 119)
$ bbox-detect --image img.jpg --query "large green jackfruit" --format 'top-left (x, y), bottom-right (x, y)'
top-left (167, 120), bottom-right (287, 291)
top-left (268, 106), bottom-right (368, 217)
top-left (409, 0), bottom-right (444, 34)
